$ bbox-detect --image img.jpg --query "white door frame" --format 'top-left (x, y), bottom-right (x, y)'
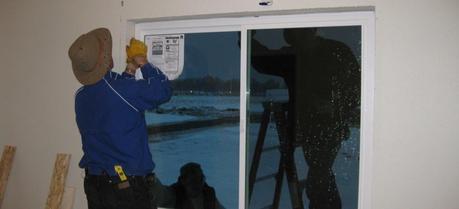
top-left (136, 11), bottom-right (375, 209)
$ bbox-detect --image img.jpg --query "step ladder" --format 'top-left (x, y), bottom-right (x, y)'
top-left (248, 102), bottom-right (305, 209)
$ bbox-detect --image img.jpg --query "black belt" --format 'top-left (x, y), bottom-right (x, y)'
top-left (84, 169), bottom-right (156, 184)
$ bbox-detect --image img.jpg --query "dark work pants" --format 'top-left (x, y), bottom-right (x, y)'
top-left (296, 115), bottom-right (346, 209)
top-left (84, 174), bottom-right (157, 209)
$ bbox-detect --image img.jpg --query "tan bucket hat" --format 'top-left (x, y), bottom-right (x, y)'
top-left (68, 28), bottom-right (112, 85)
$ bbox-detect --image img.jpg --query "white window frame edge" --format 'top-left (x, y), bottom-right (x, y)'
top-left (135, 11), bottom-right (375, 209)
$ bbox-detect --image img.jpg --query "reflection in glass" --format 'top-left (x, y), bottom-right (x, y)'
top-left (146, 32), bottom-right (240, 209)
top-left (247, 27), bottom-right (361, 209)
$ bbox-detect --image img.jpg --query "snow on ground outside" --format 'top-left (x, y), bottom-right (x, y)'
top-left (147, 95), bottom-right (359, 209)
top-left (149, 120), bottom-right (359, 209)
top-left (149, 125), bottom-right (239, 209)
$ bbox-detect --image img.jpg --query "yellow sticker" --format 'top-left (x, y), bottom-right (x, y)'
top-left (114, 165), bottom-right (128, 181)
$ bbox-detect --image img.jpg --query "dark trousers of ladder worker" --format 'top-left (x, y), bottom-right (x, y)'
top-left (294, 112), bottom-right (348, 209)
top-left (84, 171), bottom-right (158, 209)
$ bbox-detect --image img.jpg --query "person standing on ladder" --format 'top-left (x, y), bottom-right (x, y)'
top-left (250, 28), bottom-right (360, 209)
top-left (69, 28), bottom-right (172, 209)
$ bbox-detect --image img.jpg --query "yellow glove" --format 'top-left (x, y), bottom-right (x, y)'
top-left (126, 38), bottom-right (147, 63)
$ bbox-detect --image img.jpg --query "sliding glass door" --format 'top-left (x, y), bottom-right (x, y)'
top-left (136, 11), bottom-right (374, 209)
top-left (246, 26), bottom-right (361, 209)
top-left (146, 32), bottom-right (241, 209)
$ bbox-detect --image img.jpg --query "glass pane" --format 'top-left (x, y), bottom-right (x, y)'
top-left (247, 27), bottom-right (361, 209)
top-left (146, 32), bottom-right (240, 209)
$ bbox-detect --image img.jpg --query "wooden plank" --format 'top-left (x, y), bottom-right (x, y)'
top-left (0, 145), bottom-right (16, 209)
top-left (60, 187), bottom-right (75, 209)
top-left (45, 153), bottom-right (71, 209)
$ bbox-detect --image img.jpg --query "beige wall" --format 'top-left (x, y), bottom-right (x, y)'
top-left (1, 0), bottom-right (458, 209)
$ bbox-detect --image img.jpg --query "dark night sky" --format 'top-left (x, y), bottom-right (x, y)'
top-left (179, 32), bottom-right (240, 80)
top-left (177, 26), bottom-right (361, 81)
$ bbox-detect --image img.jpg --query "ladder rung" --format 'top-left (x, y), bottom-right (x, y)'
top-left (262, 145), bottom-right (280, 152)
top-left (255, 173), bottom-right (277, 182)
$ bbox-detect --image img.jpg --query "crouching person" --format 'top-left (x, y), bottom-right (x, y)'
top-left (171, 163), bottom-right (226, 209)
top-left (148, 163), bottom-right (226, 209)
top-left (69, 28), bottom-right (172, 209)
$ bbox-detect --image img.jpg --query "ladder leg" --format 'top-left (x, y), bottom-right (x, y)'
top-left (271, 155), bottom-right (284, 209)
top-left (249, 108), bottom-right (271, 200)
top-left (249, 102), bottom-right (306, 209)
top-left (274, 109), bottom-right (304, 209)
top-left (283, 149), bottom-right (304, 209)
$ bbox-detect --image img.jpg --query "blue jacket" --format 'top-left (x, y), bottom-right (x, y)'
top-left (75, 63), bottom-right (172, 176)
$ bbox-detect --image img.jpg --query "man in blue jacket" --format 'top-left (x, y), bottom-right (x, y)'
top-left (69, 28), bottom-right (172, 209)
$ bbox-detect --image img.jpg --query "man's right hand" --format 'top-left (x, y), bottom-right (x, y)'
top-left (125, 62), bottom-right (137, 75)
